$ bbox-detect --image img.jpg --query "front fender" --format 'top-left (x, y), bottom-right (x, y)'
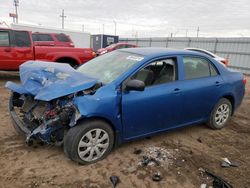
top-left (72, 84), bottom-right (122, 133)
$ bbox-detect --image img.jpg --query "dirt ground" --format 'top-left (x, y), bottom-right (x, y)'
top-left (0, 73), bottom-right (249, 188)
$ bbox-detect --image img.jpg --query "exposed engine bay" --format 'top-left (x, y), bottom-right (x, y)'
top-left (9, 83), bottom-right (102, 145)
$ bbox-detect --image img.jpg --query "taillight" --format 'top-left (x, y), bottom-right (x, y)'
top-left (92, 51), bottom-right (96, 57)
top-left (243, 75), bottom-right (247, 86)
top-left (221, 59), bottom-right (229, 66)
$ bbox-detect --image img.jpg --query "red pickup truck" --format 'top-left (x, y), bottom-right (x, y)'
top-left (0, 28), bottom-right (95, 70)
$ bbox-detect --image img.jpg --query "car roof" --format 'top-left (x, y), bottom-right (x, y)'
top-left (184, 47), bottom-right (225, 60)
top-left (119, 47), bottom-right (203, 57)
top-left (32, 32), bottom-right (67, 35)
top-left (115, 42), bottom-right (136, 45)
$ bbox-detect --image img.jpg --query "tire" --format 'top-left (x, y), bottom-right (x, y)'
top-left (207, 98), bottom-right (232, 129)
top-left (9, 92), bottom-right (26, 136)
top-left (64, 120), bottom-right (114, 165)
top-left (56, 58), bottom-right (78, 68)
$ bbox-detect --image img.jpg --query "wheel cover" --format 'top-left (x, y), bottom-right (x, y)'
top-left (215, 104), bottom-right (230, 126)
top-left (77, 128), bottom-right (109, 162)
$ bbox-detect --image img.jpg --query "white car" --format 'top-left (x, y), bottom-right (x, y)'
top-left (185, 48), bottom-right (229, 66)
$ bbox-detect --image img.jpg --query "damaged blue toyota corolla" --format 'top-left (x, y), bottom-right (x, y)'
top-left (6, 48), bottom-right (245, 164)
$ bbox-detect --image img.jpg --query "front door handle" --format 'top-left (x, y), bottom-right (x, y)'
top-left (4, 47), bottom-right (11, 52)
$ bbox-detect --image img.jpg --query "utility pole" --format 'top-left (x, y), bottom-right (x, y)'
top-left (60, 9), bottom-right (66, 29)
top-left (13, 0), bottom-right (19, 24)
top-left (102, 24), bottom-right (105, 34)
top-left (185, 29), bottom-right (188, 37)
top-left (113, 20), bottom-right (117, 36)
top-left (135, 31), bottom-right (138, 38)
top-left (197, 26), bottom-right (200, 37)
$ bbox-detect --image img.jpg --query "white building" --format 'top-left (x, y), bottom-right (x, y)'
top-left (11, 24), bottom-right (91, 48)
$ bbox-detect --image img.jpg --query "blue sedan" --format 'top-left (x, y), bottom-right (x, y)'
top-left (6, 48), bottom-right (246, 164)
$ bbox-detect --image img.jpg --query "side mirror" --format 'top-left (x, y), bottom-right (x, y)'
top-left (126, 79), bottom-right (145, 91)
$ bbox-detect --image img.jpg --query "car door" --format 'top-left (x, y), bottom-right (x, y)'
top-left (121, 57), bottom-right (183, 139)
top-left (180, 56), bottom-right (223, 124)
top-left (10, 30), bottom-right (33, 70)
top-left (0, 30), bottom-right (12, 70)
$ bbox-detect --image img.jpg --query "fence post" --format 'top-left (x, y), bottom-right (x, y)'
top-left (187, 38), bottom-right (191, 47)
top-left (149, 38), bottom-right (152, 47)
top-left (166, 37), bottom-right (169, 48)
top-left (214, 38), bottom-right (218, 54)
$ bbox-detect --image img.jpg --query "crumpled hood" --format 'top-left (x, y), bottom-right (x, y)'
top-left (5, 61), bottom-right (98, 101)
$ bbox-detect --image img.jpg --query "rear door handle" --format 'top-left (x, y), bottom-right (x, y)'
top-left (173, 88), bottom-right (181, 94)
top-left (215, 81), bottom-right (221, 86)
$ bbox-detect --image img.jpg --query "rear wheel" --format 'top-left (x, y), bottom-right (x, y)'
top-left (64, 120), bottom-right (114, 165)
top-left (56, 58), bottom-right (78, 68)
top-left (207, 98), bottom-right (232, 129)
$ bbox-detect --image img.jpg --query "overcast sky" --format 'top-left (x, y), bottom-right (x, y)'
top-left (1, 0), bottom-right (250, 37)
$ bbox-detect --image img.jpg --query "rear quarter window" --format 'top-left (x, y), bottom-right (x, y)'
top-left (55, 34), bottom-right (70, 42)
top-left (32, 34), bottom-right (53, 41)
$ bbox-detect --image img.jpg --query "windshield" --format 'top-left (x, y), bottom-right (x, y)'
top-left (77, 51), bottom-right (144, 84)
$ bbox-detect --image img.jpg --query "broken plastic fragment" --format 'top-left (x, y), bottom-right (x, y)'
top-left (222, 158), bottom-right (231, 165)
top-left (221, 161), bottom-right (231, 168)
top-left (205, 170), bottom-right (233, 188)
top-left (141, 156), bottom-right (160, 166)
top-left (221, 158), bottom-right (239, 168)
top-left (152, 172), bottom-right (162, 182)
top-left (110, 175), bottom-right (120, 188)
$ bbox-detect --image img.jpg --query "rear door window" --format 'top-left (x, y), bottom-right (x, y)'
top-left (14, 31), bottom-right (31, 47)
top-left (55, 34), bottom-right (70, 42)
top-left (183, 56), bottom-right (218, 80)
top-left (0, 31), bottom-right (10, 46)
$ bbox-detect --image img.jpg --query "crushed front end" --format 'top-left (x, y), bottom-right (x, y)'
top-left (9, 92), bottom-right (80, 145)
top-left (6, 61), bottom-right (99, 145)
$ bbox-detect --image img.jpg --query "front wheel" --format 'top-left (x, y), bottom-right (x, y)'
top-left (64, 120), bottom-right (114, 165)
top-left (207, 98), bottom-right (232, 129)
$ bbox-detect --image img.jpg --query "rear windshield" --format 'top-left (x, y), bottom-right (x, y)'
top-left (55, 34), bottom-right (70, 42)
